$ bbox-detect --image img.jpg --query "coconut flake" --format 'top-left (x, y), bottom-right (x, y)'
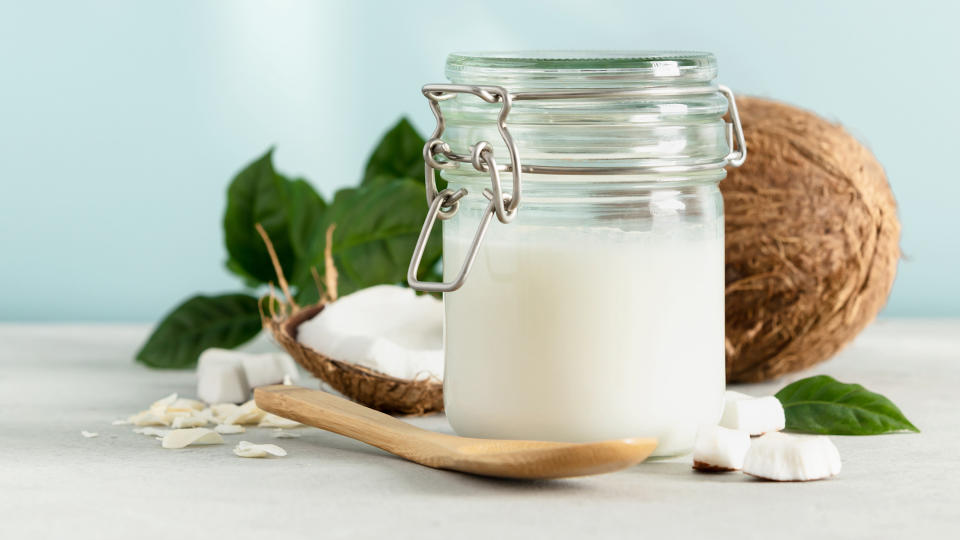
top-left (134, 427), bottom-right (170, 438)
top-left (222, 399), bottom-right (266, 426)
top-left (214, 424), bottom-right (246, 434)
top-left (271, 429), bottom-right (301, 439)
top-left (171, 415), bottom-right (208, 429)
top-left (112, 419), bottom-right (132, 426)
top-left (81, 430), bottom-right (99, 438)
top-left (258, 413), bottom-right (301, 429)
top-left (128, 409), bottom-right (171, 426)
top-left (233, 441), bottom-right (287, 458)
top-left (149, 393), bottom-right (178, 415)
top-left (208, 403), bottom-right (241, 422)
top-left (742, 432), bottom-right (842, 481)
top-left (168, 398), bottom-right (205, 412)
top-left (296, 285), bottom-right (443, 380)
top-left (161, 428), bottom-right (225, 449)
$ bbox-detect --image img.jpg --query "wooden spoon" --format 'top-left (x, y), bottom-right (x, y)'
top-left (254, 385), bottom-right (657, 480)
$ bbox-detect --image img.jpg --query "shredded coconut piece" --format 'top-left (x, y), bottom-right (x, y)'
top-left (112, 419), bottom-right (132, 425)
top-left (223, 399), bottom-right (266, 425)
top-left (208, 403), bottom-right (241, 422)
top-left (258, 413), bottom-right (301, 429)
top-left (233, 440), bottom-right (287, 458)
top-left (168, 398), bottom-right (205, 412)
top-left (171, 415), bottom-right (208, 429)
top-left (271, 429), bottom-right (301, 439)
top-left (149, 393), bottom-right (178, 415)
top-left (282, 374), bottom-right (293, 386)
top-left (81, 430), bottom-right (99, 438)
top-left (128, 410), bottom-right (170, 426)
top-left (214, 424), bottom-right (246, 434)
top-left (161, 428), bottom-right (224, 449)
top-left (133, 427), bottom-right (170, 437)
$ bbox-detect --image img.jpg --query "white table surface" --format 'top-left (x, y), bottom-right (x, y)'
top-left (1, 319), bottom-right (958, 539)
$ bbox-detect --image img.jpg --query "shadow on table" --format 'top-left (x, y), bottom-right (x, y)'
top-left (296, 431), bottom-right (598, 494)
top-left (629, 460), bottom-right (751, 483)
top-left (298, 431), bottom-right (756, 494)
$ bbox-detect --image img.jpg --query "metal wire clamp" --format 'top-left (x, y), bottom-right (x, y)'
top-left (407, 83), bottom-right (747, 293)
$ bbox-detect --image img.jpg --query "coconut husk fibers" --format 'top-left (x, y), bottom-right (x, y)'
top-left (258, 224), bottom-right (443, 416)
top-left (723, 97), bottom-right (900, 382)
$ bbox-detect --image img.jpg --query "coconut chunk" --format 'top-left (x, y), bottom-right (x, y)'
top-left (692, 425), bottom-right (751, 472)
top-left (214, 424), bottom-right (246, 434)
top-left (258, 413), bottom-right (301, 429)
top-left (197, 349), bottom-right (251, 404)
top-left (134, 427), bottom-right (170, 438)
top-left (233, 441), bottom-right (287, 458)
top-left (241, 352), bottom-right (299, 388)
top-left (81, 430), bottom-right (99, 438)
top-left (271, 429), bottom-right (301, 439)
top-left (296, 285), bottom-right (443, 380)
top-left (171, 415), bottom-right (208, 429)
top-left (161, 428), bottom-right (225, 449)
top-left (742, 432), bottom-right (842, 481)
top-left (222, 399), bottom-right (266, 426)
top-left (719, 391), bottom-right (785, 436)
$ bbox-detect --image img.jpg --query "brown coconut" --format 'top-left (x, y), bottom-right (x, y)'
top-left (723, 97), bottom-right (900, 382)
top-left (258, 225), bottom-right (443, 416)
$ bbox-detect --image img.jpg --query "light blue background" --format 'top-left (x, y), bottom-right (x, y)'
top-left (1, 0), bottom-right (957, 321)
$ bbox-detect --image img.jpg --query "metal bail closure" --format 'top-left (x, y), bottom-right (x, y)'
top-left (407, 84), bottom-right (523, 293)
top-left (406, 81), bottom-right (747, 293)
top-left (407, 188), bottom-right (497, 293)
top-left (718, 85), bottom-right (747, 167)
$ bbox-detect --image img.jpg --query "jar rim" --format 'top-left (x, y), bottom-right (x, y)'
top-left (446, 50), bottom-right (716, 83)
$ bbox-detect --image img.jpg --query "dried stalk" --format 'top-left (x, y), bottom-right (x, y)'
top-left (255, 223), bottom-right (297, 310)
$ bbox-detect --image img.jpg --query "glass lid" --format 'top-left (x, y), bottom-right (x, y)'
top-left (446, 51), bottom-right (717, 87)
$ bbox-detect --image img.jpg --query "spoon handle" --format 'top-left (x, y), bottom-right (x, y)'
top-left (254, 385), bottom-right (448, 460)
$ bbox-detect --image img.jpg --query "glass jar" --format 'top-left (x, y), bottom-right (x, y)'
top-left (407, 51), bottom-right (746, 456)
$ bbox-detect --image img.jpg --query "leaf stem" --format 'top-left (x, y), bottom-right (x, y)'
top-left (256, 222), bottom-right (297, 310)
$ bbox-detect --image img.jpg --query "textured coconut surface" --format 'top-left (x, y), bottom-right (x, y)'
top-left (1, 320), bottom-right (958, 539)
top-left (723, 97), bottom-right (900, 383)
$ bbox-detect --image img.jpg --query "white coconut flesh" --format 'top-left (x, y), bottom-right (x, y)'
top-left (742, 432), bottom-right (842, 481)
top-left (296, 285), bottom-right (444, 380)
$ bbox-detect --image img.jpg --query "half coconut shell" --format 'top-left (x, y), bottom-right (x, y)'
top-left (263, 303), bottom-right (444, 416)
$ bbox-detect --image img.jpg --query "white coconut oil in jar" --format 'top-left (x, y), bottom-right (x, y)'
top-left (408, 52), bottom-right (746, 456)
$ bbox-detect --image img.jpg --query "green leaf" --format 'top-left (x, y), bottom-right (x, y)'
top-left (136, 294), bottom-right (262, 369)
top-left (223, 149), bottom-right (296, 284)
top-left (362, 118), bottom-right (427, 185)
top-left (283, 178), bottom-right (327, 285)
top-left (224, 258), bottom-right (263, 289)
top-left (302, 179), bottom-right (441, 297)
top-left (775, 375), bottom-right (920, 435)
